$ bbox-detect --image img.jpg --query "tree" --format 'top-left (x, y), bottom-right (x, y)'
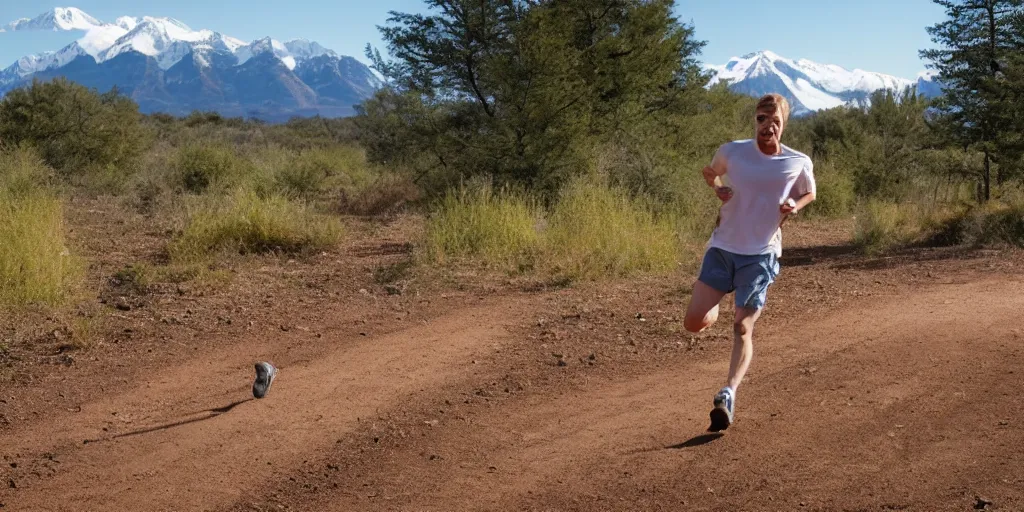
top-left (0, 77), bottom-right (149, 175)
top-left (358, 0), bottom-right (707, 197)
top-left (920, 0), bottom-right (1024, 201)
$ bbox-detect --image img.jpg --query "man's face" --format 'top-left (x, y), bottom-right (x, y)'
top-left (755, 108), bottom-right (784, 147)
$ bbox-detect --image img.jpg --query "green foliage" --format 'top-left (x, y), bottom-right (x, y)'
top-left (543, 177), bottom-right (682, 281)
top-left (931, 199), bottom-right (1024, 247)
top-left (361, 0), bottom-right (709, 197)
top-left (920, 0), bottom-right (1024, 200)
top-left (423, 182), bottom-right (542, 267)
top-left (273, 146), bottom-right (371, 199)
top-left (168, 188), bottom-right (344, 262)
top-left (172, 143), bottom-right (250, 194)
top-left (0, 78), bottom-right (149, 176)
top-left (0, 147), bottom-right (83, 306)
top-left (802, 160), bottom-right (855, 218)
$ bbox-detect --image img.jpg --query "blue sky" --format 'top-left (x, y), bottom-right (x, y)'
top-left (0, 1), bottom-right (946, 79)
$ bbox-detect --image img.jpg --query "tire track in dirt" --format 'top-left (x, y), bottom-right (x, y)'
top-left (0, 299), bottom-right (526, 512)
top-left (272, 276), bottom-right (1024, 511)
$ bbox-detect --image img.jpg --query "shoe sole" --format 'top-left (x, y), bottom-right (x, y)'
top-left (708, 405), bottom-right (732, 432)
top-left (253, 363), bottom-right (277, 399)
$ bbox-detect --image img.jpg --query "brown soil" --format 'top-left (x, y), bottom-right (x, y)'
top-left (1, 200), bottom-right (1022, 512)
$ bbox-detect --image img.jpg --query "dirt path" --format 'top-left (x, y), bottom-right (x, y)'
top-left (242, 275), bottom-right (1024, 512)
top-left (3, 256), bottom-right (1023, 511)
top-left (0, 299), bottom-right (527, 511)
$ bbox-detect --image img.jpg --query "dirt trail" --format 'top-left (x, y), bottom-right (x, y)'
top-left (258, 276), bottom-right (1024, 512)
top-left (3, 265), bottom-right (1023, 511)
top-left (0, 300), bottom-right (523, 512)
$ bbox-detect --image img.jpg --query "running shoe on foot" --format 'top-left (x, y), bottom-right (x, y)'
top-left (708, 386), bottom-right (734, 432)
top-left (253, 361), bottom-right (277, 399)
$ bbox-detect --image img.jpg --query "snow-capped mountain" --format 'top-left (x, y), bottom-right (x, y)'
top-left (0, 7), bottom-right (382, 120)
top-left (1, 7), bottom-right (102, 32)
top-left (705, 50), bottom-right (939, 116)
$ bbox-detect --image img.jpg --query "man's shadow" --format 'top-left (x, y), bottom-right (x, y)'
top-left (666, 432), bottom-right (725, 449)
top-left (84, 398), bottom-right (254, 444)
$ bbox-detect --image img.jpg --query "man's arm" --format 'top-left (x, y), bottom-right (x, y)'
top-left (780, 159), bottom-right (816, 219)
top-left (702, 145), bottom-right (727, 187)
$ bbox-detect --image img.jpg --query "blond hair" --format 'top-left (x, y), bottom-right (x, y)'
top-left (756, 93), bottom-right (790, 124)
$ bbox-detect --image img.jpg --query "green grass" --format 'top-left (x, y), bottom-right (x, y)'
top-left (0, 147), bottom-right (82, 306)
top-left (423, 183), bottom-right (541, 268)
top-left (543, 178), bottom-right (682, 281)
top-left (168, 188), bottom-right (344, 263)
top-left (172, 143), bottom-right (251, 194)
top-left (422, 177), bottom-right (684, 281)
top-left (930, 199), bottom-right (1024, 248)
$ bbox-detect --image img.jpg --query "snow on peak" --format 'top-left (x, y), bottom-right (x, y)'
top-left (707, 50), bottom-right (918, 114)
top-left (5, 8), bottom-right (344, 74)
top-left (116, 16), bottom-right (139, 31)
top-left (236, 37), bottom-right (302, 70)
top-left (284, 39), bottom-right (338, 60)
top-left (4, 7), bottom-right (104, 32)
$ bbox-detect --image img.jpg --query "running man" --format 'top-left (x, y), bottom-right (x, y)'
top-left (683, 93), bottom-right (816, 432)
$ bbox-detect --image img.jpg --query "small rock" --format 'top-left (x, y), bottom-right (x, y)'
top-left (384, 285), bottom-right (402, 296)
top-left (114, 302), bottom-right (131, 311)
top-left (7, 479), bottom-right (14, 489)
top-left (975, 496), bottom-right (993, 509)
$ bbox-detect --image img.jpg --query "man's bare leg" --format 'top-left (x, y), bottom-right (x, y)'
top-left (710, 306), bottom-right (762, 431)
top-left (727, 306), bottom-right (762, 391)
top-left (683, 280), bottom-right (727, 333)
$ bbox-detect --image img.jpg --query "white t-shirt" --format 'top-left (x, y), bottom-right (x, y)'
top-left (706, 139), bottom-right (815, 257)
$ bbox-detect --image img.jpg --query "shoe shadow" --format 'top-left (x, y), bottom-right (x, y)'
top-left (666, 433), bottom-right (724, 449)
top-left (84, 398), bottom-right (254, 444)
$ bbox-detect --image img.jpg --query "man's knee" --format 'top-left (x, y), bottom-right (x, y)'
top-left (733, 320), bottom-right (750, 337)
top-left (684, 310), bottom-right (717, 333)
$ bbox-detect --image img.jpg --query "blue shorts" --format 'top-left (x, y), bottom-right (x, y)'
top-left (697, 247), bottom-right (780, 310)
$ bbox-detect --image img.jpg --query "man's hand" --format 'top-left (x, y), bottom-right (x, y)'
top-left (702, 166), bottom-right (718, 187)
top-left (703, 166), bottom-right (732, 203)
top-left (780, 198), bottom-right (797, 216)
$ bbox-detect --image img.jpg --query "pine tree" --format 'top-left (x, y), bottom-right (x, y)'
top-left (359, 0), bottom-right (707, 195)
top-left (920, 0), bottom-right (1024, 201)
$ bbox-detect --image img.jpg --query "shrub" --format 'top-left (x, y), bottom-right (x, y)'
top-left (0, 148), bottom-right (82, 305)
top-left (930, 200), bottom-right (1024, 248)
top-left (172, 143), bottom-right (249, 194)
top-left (339, 172), bottom-right (422, 216)
top-left (804, 160), bottom-right (855, 218)
top-left (543, 177), bottom-right (681, 281)
top-left (423, 182), bottom-right (541, 267)
top-left (168, 188), bottom-right (344, 262)
top-left (0, 78), bottom-right (149, 175)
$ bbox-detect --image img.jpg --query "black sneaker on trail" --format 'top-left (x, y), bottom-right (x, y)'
top-left (253, 362), bottom-right (277, 399)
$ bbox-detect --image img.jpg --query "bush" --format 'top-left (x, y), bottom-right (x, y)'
top-left (273, 146), bottom-right (370, 199)
top-left (930, 200), bottom-right (1024, 248)
top-left (172, 143), bottom-right (250, 194)
top-left (0, 78), bottom-right (149, 175)
top-left (423, 182), bottom-right (541, 267)
top-left (339, 172), bottom-right (422, 216)
top-left (168, 188), bottom-right (344, 262)
top-left (543, 178), bottom-right (682, 281)
top-left (0, 148), bottom-right (82, 305)
top-left (804, 160), bottom-right (855, 218)
top-left (853, 199), bottom-right (952, 255)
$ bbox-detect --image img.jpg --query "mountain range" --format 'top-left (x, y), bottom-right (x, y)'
top-left (0, 8), bottom-right (944, 121)
top-left (704, 50), bottom-right (942, 116)
top-left (0, 7), bottom-right (383, 121)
